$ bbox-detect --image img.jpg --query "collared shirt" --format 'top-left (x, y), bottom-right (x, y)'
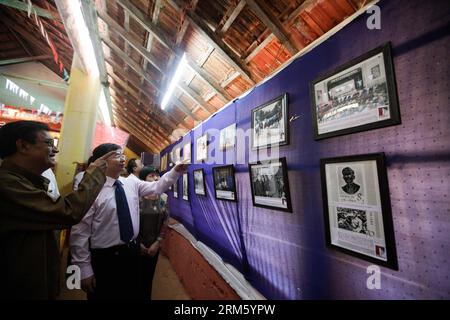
top-left (70, 168), bottom-right (179, 279)
top-left (42, 168), bottom-right (60, 201)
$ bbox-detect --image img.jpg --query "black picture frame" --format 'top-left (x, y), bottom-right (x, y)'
top-left (320, 153), bottom-right (398, 270)
top-left (182, 173), bottom-right (189, 201)
top-left (193, 168), bottom-right (207, 196)
top-left (248, 157), bottom-right (292, 213)
top-left (310, 42), bottom-right (400, 140)
top-left (212, 165), bottom-right (237, 202)
top-left (251, 93), bottom-right (289, 150)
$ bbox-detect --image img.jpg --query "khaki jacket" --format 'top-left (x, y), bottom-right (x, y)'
top-left (0, 161), bottom-right (105, 299)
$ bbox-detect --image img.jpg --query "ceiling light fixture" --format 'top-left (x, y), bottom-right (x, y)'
top-left (161, 53), bottom-right (187, 110)
top-left (63, 0), bottom-right (99, 76)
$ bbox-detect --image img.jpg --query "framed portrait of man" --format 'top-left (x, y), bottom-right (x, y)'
top-left (212, 165), bottom-right (237, 202)
top-left (182, 173), bottom-right (189, 201)
top-left (251, 93), bottom-right (289, 150)
top-left (249, 157), bottom-right (292, 212)
top-left (193, 169), bottom-right (206, 196)
top-left (310, 42), bottom-right (400, 140)
top-left (320, 153), bottom-right (398, 270)
top-left (196, 133), bottom-right (208, 162)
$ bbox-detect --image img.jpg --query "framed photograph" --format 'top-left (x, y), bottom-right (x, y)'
top-left (196, 133), bottom-right (208, 162)
top-left (249, 157), bottom-right (292, 212)
top-left (183, 143), bottom-right (191, 164)
top-left (193, 169), bottom-right (206, 196)
top-left (320, 153), bottom-right (398, 269)
top-left (160, 153), bottom-right (167, 171)
top-left (251, 93), bottom-right (289, 150)
top-left (220, 123), bottom-right (236, 151)
top-left (310, 42), bottom-right (400, 140)
top-left (173, 179), bottom-right (178, 198)
top-left (182, 173), bottom-right (189, 201)
top-left (212, 165), bottom-right (237, 202)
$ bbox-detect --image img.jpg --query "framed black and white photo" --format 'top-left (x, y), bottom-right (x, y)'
top-left (251, 93), bottom-right (289, 150)
top-left (183, 143), bottom-right (191, 164)
top-left (193, 169), bottom-right (206, 196)
top-left (320, 153), bottom-right (398, 269)
top-left (182, 173), bottom-right (189, 201)
top-left (310, 43), bottom-right (400, 140)
top-left (213, 165), bottom-right (237, 201)
top-left (249, 157), bottom-right (292, 212)
top-left (173, 180), bottom-right (178, 198)
top-left (196, 133), bottom-right (208, 162)
top-left (220, 123), bottom-right (236, 151)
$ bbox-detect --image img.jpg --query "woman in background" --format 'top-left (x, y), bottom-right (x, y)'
top-left (138, 165), bottom-right (169, 300)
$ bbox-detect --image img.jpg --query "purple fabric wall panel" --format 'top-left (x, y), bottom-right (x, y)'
top-left (189, 105), bottom-right (247, 270)
top-left (163, 0), bottom-right (450, 299)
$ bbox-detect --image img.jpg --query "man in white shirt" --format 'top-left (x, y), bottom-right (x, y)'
top-left (126, 157), bottom-right (143, 179)
top-left (70, 143), bottom-right (188, 299)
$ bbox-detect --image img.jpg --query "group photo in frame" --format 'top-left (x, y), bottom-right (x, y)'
top-left (182, 173), bottom-right (189, 201)
top-left (320, 153), bottom-right (398, 269)
top-left (251, 93), bottom-right (289, 150)
top-left (193, 169), bottom-right (206, 196)
top-left (196, 133), bottom-right (208, 162)
top-left (249, 157), bottom-right (292, 212)
top-left (212, 165), bottom-right (237, 201)
top-left (310, 42), bottom-right (400, 140)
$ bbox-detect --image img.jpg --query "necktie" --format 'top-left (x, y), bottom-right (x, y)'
top-left (114, 180), bottom-right (134, 243)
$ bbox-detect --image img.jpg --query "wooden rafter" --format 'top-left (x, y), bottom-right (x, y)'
top-left (0, 0), bottom-right (62, 21)
top-left (245, 0), bottom-right (297, 55)
top-left (105, 58), bottom-right (185, 130)
top-left (101, 36), bottom-right (200, 122)
top-left (165, 0), bottom-right (256, 85)
top-left (219, 0), bottom-right (246, 34)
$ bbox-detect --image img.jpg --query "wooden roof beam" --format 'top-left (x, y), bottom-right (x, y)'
top-left (244, 0), bottom-right (297, 55)
top-left (116, 0), bottom-right (174, 54)
top-left (112, 104), bottom-right (164, 150)
top-left (0, 0), bottom-right (62, 21)
top-left (101, 36), bottom-right (200, 122)
top-left (97, 11), bottom-right (164, 73)
top-left (219, 0), bottom-right (246, 34)
top-left (0, 55), bottom-right (52, 66)
top-left (112, 105), bottom-right (170, 146)
top-left (165, 0), bottom-right (255, 85)
top-left (115, 119), bottom-right (159, 153)
top-left (109, 87), bottom-right (173, 142)
top-left (109, 87), bottom-right (178, 142)
top-left (105, 58), bottom-right (185, 130)
top-left (101, 1), bottom-right (230, 103)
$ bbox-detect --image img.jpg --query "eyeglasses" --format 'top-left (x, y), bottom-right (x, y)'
top-left (37, 139), bottom-right (57, 148)
top-left (113, 153), bottom-right (127, 161)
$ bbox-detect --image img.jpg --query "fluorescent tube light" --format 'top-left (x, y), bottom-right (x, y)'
top-left (161, 53), bottom-right (187, 110)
